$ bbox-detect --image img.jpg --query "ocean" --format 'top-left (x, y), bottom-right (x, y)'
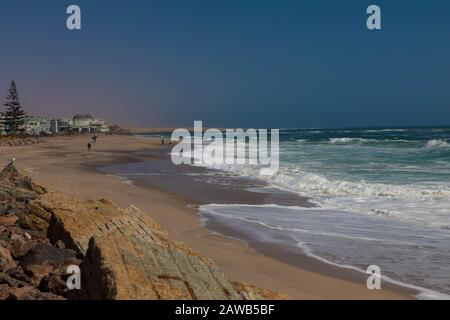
top-left (111, 126), bottom-right (450, 298)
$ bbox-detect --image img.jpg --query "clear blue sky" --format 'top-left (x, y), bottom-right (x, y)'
top-left (1, 0), bottom-right (450, 128)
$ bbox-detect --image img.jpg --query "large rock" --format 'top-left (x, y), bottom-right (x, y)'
top-left (9, 237), bottom-right (41, 260)
top-left (38, 267), bottom-right (70, 297)
top-left (0, 215), bottom-right (17, 227)
top-left (37, 191), bottom-right (285, 300)
top-left (20, 244), bottom-right (78, 268)
top-left (0, 243), bottom-right (16, 271)
top-left (0, 163), bottom-right (46, 195)
top-left (80, 232), bottom-right (242, 300)
top-left (16, 212), bottom-right (48, 233)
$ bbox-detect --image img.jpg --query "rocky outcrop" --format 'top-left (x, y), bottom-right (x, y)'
top-left (0, 163), bottom-right (72, 300)
top-left (0, 163), bottom-right (288, 300)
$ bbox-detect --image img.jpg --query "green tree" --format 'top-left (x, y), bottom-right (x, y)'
top-left (4, 80), bottom-right (26, 135)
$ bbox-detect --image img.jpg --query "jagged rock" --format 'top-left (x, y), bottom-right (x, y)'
top-left (0, 272), bottom-right (29, 288)
top-left (0, 215), bottom-right (17, 227)
top-left (41, 192), bottom-right (170, 256)
top-left (16, 212), bottom-right (48, 233)
top-left (5, 267), bottom-right (32, 284)
top-left (26, 203), bottom-right (52, 223)
top-left (38, 266), bottom-right (70, 297)
top-left (37, 191), bottom-right (285, 300)
top-left (79, 233), bottom-right (242, 300)
top-left (0, 243), bottom-right (16, 271)
top-left (20, 244), bottom-right (78, 269)
top-left (0, 163), bottom-right (43, 202)
top-left (23, 264), bottom-right (55, 286)
top-left (10, 238), bottom-right (41, 260)
top-left (16, 176), bottom-right (47, 195)
top-left (0, 163), bottom-right (20, 184)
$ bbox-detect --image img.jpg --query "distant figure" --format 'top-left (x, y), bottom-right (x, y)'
top-left (92, 135), bottom-right (98, 143)
top-left (87, 142), bottom-right (91, 151)
top-left (161, 139), bottom-right (165, 145)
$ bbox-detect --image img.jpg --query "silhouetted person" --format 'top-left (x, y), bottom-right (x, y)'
top-left (87, 142), bottom-right (91, 151)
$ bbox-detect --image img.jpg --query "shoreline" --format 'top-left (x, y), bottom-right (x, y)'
top-left (0, 135), bottom-right (415, 299)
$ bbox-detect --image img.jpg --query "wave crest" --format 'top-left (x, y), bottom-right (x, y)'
top-left (269, 169), bottom-right (450, 200)
top-left (424, 139), bottom-right (450, 149)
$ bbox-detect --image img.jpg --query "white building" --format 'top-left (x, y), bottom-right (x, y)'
top-left (24, 116), bottom-right (51, 135)
top-left (16, 114), bottom-right (110, 135)
top-left (50, 118), bottom-right (73, 133)
top-left (71, 114), bottom-right (109, 133)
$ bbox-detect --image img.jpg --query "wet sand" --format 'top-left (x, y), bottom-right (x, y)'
top-left (0, 135), bottom-right (415, 299)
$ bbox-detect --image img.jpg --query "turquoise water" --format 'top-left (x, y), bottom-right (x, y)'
top-left (269, 127), bottom-right (450, 228)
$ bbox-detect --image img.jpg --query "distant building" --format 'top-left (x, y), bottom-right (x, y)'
top-left (23, 116), bottom-right (51, 135)
top-left (71, 114), bottom-right (109, 133)
top-left (50, 118), bottom-right (73, 133)
top-left (0, 113), bottom-right (111, 135)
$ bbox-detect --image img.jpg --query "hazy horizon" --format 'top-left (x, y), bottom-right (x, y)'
top-left (1, 0), bottom-right (450, 128)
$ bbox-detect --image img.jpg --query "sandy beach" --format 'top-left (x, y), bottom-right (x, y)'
top-left (0, 134), bottom-right (414, 299)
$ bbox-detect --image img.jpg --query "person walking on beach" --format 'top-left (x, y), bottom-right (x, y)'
top-left (87, 142), bottom-right (91, 151)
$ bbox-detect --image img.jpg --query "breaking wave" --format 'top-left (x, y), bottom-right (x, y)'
top-left (424, 139), bottom-right (450, 149)
top-left (328, 137), bottom-right (412, 144)
top-left (269, 168), bottom-right (450, 200)
top-left (329, 137), bottom-right (377, 144)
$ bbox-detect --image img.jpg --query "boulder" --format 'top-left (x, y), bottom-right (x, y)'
top-left (80, 233), bottom-right (242, 300)
top-left (16, 176), bottom-right (47, 195)
top-left (16, 212), bottom-right (48, 233)
top-left (20, 244), bottom-right (78, 269)
top-left (0, 272), bottom-right (29, 288)
top-left (0, 243), bottom-right (16, 271)
top-left (10, 238), bottom-right (41, 260)
top-left (23, 264), bottom-right (55, 286)
top-left (37, 192), bottom-right (285, 300)
top-left (39, 270), bottom-right (69, 297)
top-left (0, 163), bottom-right (46, 195)
top-left (26, 203), bottom-right (52, 223)
top-left (5, 267), bottom-right (32, 284)
top-left (0, 163), bottom-right (20, 184)
top-left (0, 215), bottom-right (17, 227)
